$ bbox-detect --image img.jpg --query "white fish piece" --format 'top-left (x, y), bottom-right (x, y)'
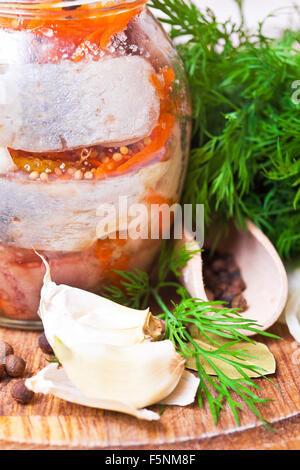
top-left (0, 172), bottom-right (144, 252)
top-left (25, 364), bottom-right (160, 421)
top-left (0, 161), bottom-right (165, 252)
top-left (38, 255), bottom-right (162, 348)
top-left (0, 171), bottom-right (149, 252)
top-left (0, 123), bottom-right (183, 252)
top-left (0, 56), bottom-right (160, 152)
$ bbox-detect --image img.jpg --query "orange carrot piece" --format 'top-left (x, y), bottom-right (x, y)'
top-left (116, 113), bottom-right (175, 174)
top-left (0, 2), bottom-right (147, 63)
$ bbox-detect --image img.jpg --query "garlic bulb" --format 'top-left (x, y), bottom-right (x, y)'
top-left (28, 256), bottom-right (200, 419)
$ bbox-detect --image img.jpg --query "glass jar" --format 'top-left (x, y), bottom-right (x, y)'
top-left (0, 0), bottom-right (191, 329)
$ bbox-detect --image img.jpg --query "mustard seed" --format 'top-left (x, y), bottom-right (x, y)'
top-left (84, 171), bottom-right (94, 180)
top-left (113, 153), bottom-right (122, 162)
top-left (73, 169), bottom-right (83, 180)
top-left (29, 171), bottom-right (39, 180)
top-left (120, 147), bottom-right (129, 155)
top-left (40, 172), bottom-right (48, 182)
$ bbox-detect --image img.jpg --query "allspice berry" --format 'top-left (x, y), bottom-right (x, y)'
top-left (11, 380), bottom-right (34, 404)
top-left (0, 363), bottom-right (6, 379)
top-left (5, 355), bottom-right (26, 378)
top-left (38, 333), bottom-right (54, 355)
top-left (0, 340), bottom-right (14, 361)
top-left (232, 294), bottom-right (248, 311)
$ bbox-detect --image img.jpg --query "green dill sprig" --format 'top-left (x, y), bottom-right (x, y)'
top-left (104, 241), bottom-right (278, 426)
top-left (165, 299), bottom-right (277, 426)
top-left (104, 268), bottom-right (151, 309)
top-left (45, 356), bottom-right (60, 364)
top-left (150, 0), bottom-right (300, 259)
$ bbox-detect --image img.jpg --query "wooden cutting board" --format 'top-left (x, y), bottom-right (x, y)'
top-left (0, 323), bottom-right (299, 450)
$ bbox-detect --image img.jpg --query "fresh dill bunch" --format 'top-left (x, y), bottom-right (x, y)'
top-left (104, 241), bottom-right (278, 426)
top-left (150, 0), bottom-right (300, 259)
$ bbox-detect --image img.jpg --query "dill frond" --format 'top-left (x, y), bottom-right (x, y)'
top-left (150, 0), bottom-right (300, 259)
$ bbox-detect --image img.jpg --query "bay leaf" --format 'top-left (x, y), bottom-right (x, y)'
top-left (186, 326), bottom-right (276, 379)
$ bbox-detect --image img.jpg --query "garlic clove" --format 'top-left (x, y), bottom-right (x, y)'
top-left (25, 364), bottom-right (160, 421)
top-left (287, 265), bottom-right (300, 294)
top-left (285, 289), bottom-right (300, 343)
top-left (25, 366), bottom-right (199, 419)
top-left (53, 336), bottom-right (185, 409)
top-left (281, 265), bottom-right (300, 340)
top-left (38, 254), bottom-right (162, 348)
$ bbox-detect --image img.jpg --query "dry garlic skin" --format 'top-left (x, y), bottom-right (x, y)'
top-left (0, 1), bottom-right (191, 325)
top-left (53, 337), bottom-right (185, 409)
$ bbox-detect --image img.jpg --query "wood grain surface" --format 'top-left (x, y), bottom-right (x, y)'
top-left (0, 324), bottom-right (299, 450)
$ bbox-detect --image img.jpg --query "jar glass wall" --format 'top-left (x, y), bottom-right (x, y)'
top-left (0, 0), bottom-right (191, 328)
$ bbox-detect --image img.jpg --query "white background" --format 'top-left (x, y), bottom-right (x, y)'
top-left (155, 0), bottom-right (300, 35)
top-left (193, 0), bottom-right (300, 33)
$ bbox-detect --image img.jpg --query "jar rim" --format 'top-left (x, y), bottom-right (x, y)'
top-left (0, 0), bottom-right (146, 18)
